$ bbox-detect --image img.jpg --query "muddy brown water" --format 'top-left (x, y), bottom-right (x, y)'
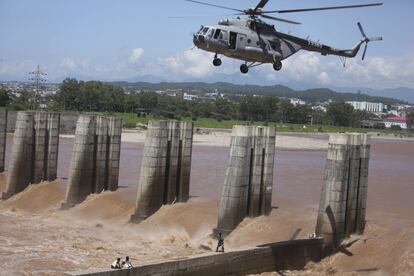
top-left (4, 134), bottom-right (413, 215)
top-left (1, 134), bottom-right (413, 275)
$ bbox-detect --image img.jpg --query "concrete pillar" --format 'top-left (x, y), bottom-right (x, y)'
top-left (94, 116), bottom-right (108, 193)
top-left (107, 117), bottom-right (122, 191)
top-left (177, 121), bottom-right (193, 202)
top-left (247, 126), bottom-right (276, 217)
top-left (32, 112), bottom-right (47, 184)
top-left (0, 108), bottom-right (8, 172)
top-left (164, 121), bottom-right (180, 204)
top-left (62, 115), bottom-right (97, 208)
top-left (45, 113), bottom-right (60, 181)
top-left (131, 120), bottom-right (169, 222)
top-left (2, 112), bottom-right (34, 199)
top-left (131, 120), bottom-right (194, 222)
top-left (355, 134), bottom-right (370, 234)
top-left (344, 134), bottom-right (362, 237)
top-left (315, 134), bottom-right (350, 247)
top-left (261, 127), bottom-right (276, 216)
top-left (216, 125), bottom-right (276, 236)
top-left (217, 126), bottom-right (253, 235)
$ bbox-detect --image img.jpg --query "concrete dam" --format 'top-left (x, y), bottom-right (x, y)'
top-left (0, 111), bottom-right (372, 275)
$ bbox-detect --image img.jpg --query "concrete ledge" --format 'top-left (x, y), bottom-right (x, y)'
top-left (65, 238), bottom-right (323, 276)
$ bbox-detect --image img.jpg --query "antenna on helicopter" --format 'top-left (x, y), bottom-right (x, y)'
top-left (357, 22), bottom-right (383, 61)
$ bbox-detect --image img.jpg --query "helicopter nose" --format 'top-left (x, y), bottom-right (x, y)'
top-left (193, 34), bottom-right (205, 46)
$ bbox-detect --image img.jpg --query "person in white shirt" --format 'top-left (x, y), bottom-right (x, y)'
top-left (122, 256), bottom-right (133, 269)
top-left (111, 258), bottom-right (121, 269)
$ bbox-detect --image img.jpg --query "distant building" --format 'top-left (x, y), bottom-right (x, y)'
top-left (312, 105), bottom-right (327, 112)
top-left (183, 93), bottom-right (199, 101)
top-left (290, 98), bottom-right (306, 106)
top-left (347, 101), bottom-right (384, 113)
top-left (383, 116), bottom-right (408, 129)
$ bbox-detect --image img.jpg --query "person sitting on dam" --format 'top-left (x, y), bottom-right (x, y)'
top-left (122, 256), bottom-right (133, 269)
top-left (111, 258), bottom-right (121, 269)
top-left (216, 232), bottom-right (224, 253)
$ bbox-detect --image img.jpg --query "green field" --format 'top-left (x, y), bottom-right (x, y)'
top-left (113, 113), bottom-right (413, 137)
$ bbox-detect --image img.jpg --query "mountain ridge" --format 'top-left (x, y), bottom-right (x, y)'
top-left (111, 81), bottom-right (405, 105)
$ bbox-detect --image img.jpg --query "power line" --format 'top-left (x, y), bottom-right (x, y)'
top-left (28, 65), bottom-right (47, 110)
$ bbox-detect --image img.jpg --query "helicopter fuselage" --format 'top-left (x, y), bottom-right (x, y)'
top-left (194, 18), bottom-right (291, 64)
top-left (193, 17), bottom-right (368, 73)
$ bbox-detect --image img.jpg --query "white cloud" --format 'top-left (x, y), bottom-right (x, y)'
top-left (59, 58), bottom-right (91, 72)
top-left (3, 47), bottom-right (414, 90)
top-left (317, 72), bottom-right (331, 84)
top-left (0, 60), bottom-right (35, 78)
top-left (129, 48), bottom-right (144, 64)
top-left (60, 58), bottom-right (76, 69)
top-left (163, 48), bottom-right (214, 77)
top-left (261, 50), bottom-right (414, 89)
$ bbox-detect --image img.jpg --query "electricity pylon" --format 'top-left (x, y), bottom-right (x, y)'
top-left (28, 65), bottom-right (47, 110)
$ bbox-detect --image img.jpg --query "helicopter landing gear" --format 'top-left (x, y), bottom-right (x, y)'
top-left (213, 54), bottom-right (222, 67)
top-left (213, 58), bottom-right (222, 66)
top-left (273, 61), bottom-right (282, 71)
top-left (240, 64), bottom-right (249, 74)
top-left (240, 62), bottom-right (263, 74)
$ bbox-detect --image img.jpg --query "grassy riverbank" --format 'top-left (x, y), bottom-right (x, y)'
top-left (115, 113), bottom-right (414, 136)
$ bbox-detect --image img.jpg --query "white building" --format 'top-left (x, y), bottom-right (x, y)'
top-left (183, 93), bottom-right (199, 101)
top-left (290, 98), bottom-right (306, 106)
top-left (346, 101), bottom-right (384, 113)
top-left (383, 116), bottom-right (408, 129)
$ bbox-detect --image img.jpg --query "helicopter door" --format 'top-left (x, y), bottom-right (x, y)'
top-left (237, 34), bottom-right (247, 50)
top-left (229, 32), bottom-right (237, 50)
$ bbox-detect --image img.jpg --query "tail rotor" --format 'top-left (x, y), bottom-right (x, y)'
top-left (357, 22), bottom-right (383, 61)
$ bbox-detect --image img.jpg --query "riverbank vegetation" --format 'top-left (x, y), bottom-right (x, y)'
top-left (1, 79), bottom-right (413, 135)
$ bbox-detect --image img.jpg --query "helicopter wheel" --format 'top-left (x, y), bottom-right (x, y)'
top-left (240, 64), bottom-right (249, 74)
top-left (213, 58), bottom-right (222, 67)
top-left (273, 61), bottom-right (282, 71)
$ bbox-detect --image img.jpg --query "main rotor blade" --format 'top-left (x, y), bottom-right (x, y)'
top-left (357, 22), bottom-right (367, 38)
top-left (169, 14), bottom-right (236, 19)
top-left (369, 36), bottom-right (383, 41)
top-left (261, 14), bottom-right (301, 25)
top-left (184, 0), bottom-right (243, 13)
top-left (264, 3), bottom-right (383, 14)
top-left (362, 43), bottom-right (368, 60)
top-left (255, 0), bottom-right (269, 11)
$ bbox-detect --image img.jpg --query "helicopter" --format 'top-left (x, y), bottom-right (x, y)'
top-left (188, 0), bottom-right (383, 74)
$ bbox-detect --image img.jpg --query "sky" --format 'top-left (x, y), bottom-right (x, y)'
top-left (0, 0), bottom-right (413, 90)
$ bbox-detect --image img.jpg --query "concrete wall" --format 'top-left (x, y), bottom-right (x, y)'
top-left (2, 111), bottom-right (61, 200)
top-left (216, 125), bottom-right (276, 236)
top-left (131, 120), bottom-right (194, 222)
top-left (6, 111), bottom-right (81, 134)
top-left (65, 238), bottom-right (323, 276)
top-left (0, 108), bottom-right (7, 172)
top-left (2, 112), bottom-right (34, 199)
top-left (315, 134), bottom-right (371, 249)
top-left (62, 115), bottom-right (123, 208)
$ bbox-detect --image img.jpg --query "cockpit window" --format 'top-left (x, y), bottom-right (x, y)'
top-left (207, 29), bottom-right (214, 38)
top-left (213, 29), bottom-right (221, 39)
top-left (201, 27), bottom-right (209, 35)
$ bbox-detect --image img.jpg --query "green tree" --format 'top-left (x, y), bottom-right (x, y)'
top-left (239, 96), bottom-right (264, 121)
top-left (8, 90), bottom-right (32, 110)
top-left (326, 101), bottom-right (355, 126)
top-left (287, 104), bottom-right (312, 124)
top-left (407, 111), bottom-right (414, 129)
top-left (278, 100), bottom-right (294, 123)
top-left (0, 88), bottom-right (11, 107)
top-left (262, 96), bottom-right (280, 121)
top-left (56, 78), bottom-right (126, 112)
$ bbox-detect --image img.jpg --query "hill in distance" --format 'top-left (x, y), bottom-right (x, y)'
top-left (111, 81), bottom-right (405, 106)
